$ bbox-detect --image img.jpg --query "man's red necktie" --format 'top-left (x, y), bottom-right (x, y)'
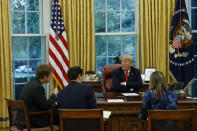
top-left (126, 71), bottom-right (128, 82)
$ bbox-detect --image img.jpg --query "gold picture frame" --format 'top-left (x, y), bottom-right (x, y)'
top-left (144, 67), bottom-right (156, 82)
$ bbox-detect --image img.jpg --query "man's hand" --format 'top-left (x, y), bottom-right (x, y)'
top-left (52, 88), bottom-right (59, 96)
top-left (120, 82), bottom-right (126, 86)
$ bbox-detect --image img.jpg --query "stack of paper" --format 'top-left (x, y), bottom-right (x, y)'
top-left (103, 110), bottom-right (111, 119)
top-left (107, 99), bottom-right (124, 102)
top-left (122, 93), bottom-right (139, 97)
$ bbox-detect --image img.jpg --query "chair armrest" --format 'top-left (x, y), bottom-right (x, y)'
top-left (29, 110), bottom-right (52, 115)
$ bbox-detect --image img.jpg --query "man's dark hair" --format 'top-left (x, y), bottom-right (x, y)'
top-left (36, 64), bottom-right (53, 79)
top-left (67, 66), bottom-right (83, 81)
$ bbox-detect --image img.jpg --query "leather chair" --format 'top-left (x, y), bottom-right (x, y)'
top-left (101, 64), bottom-right (121, 95)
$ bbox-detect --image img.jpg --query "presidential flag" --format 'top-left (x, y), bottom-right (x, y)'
top-left (49, 0), bottom-right (69, 88)
top-left (169, 0), bottom-right (194, 89)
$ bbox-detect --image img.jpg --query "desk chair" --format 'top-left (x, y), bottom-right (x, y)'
top-left (101, 64), bottom-right (121, 94)
top-left (59, 109), bottom-right (104, 131)
top-left (148, 109), bottom-right (196, 131)
top-left (5, 98), bottom-right (54, 131)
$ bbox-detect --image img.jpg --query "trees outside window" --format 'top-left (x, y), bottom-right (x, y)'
top-left (94, 0), bottom-right (138, 76)
top-left (10, 0), bottom-right (47, 99)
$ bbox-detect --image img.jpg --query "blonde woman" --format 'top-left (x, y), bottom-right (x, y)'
top-left (139, 71), bottom-right (177, 120)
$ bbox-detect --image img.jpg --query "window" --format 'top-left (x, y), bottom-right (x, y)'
top-left (94, 0), bottom-right (138, 76)
top-left (10, 0), bottom-right (48, 99)
top-left (190, 0), bottom-right (197, 96)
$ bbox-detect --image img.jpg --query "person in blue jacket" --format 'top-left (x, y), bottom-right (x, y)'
top-left (57, 66), bottom-right (97, 109)
top-left (140, 71), bottom-right (178, 120)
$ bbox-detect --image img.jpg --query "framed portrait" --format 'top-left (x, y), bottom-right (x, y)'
top-left (144, 67), bottom-right (156, 82)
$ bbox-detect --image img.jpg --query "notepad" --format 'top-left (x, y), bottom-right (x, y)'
top-left (186, 96), bottom-right (197, 100)
top-left (122, 93), bottom-right (139, 97)
top-left (107, 99), bottom-right (124, 102)
top-left (103, 110), bottom-right (111, 119)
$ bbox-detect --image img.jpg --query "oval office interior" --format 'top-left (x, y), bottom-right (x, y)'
top-left (1, 0), bottom-right (197, 130)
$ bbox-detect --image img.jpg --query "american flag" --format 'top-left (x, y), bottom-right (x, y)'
top-left (169, 0), bottom-right (194, 89)
top-left (172, 36), bottom-right (183, 48)
top-left (49, 0), bottom-right (69, 88)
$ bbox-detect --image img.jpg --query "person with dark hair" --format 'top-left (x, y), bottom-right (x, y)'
top-left (19, 64), bottom-right (59, 128)
top-left (57, 66), bottom-right (97, 109)
top-left (139, 71), bottom-right (178, 120)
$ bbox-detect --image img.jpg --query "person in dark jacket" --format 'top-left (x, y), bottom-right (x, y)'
top-left (19, 64), bottom-right (58, 128)
top-left (57, 66), bottom-right (97, 109)
top-left (112, 55), bottom-right (142, 92)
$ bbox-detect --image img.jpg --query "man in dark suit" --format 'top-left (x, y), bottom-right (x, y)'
top-left (19, 64), bottom-right (59, 128)
top-left (57, 66), bottom-right (97, 109)
top-left (112, 55), bottom-right (142, 92)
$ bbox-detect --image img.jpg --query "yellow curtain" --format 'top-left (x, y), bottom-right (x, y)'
top-left (139, 0), bottom-right (176, 82)
top-left (60, 0), bottom-right (95, 72)
top-left (0, 0), bottom-right (13, 128)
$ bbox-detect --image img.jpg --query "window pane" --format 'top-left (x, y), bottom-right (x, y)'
top-left (12, 37), bottom-right (28, 59)
top-left (191, 9), bottom-right (197, 30)
top-left (122, 11), bottom-right (135, 32)
top-left (132, 55), bottom-right (136, 67)
top-left (107, 0), bottom-right (120, 10)
top-left (27, 12), bottom-right (40, 33)
top-left (108, 36), bottom-right (121, 56)
top-left (29, 60), bottom-right (41, 80)
top-left (122, 35), bottom-right (136, 55)
top-left (27, 0), bottom-right (39, 11)
top-left (14, 84), bottom-right (24, 100)
top-left (10, 0), bottom-right (25, 11)
top-left (12, 41), bottom-right (14, 59)
top-left (109, 57), bottom-right (115, 65)
top-left (96, 57), bottom-right (106, 76)
top-left (29, 37), bottom-right (41, 58)
top-left (107, 12), bottom-right (120, 32)
top-left (122, 0), bottom-right (135, 10)
top-left (11, 12), bottom-right (25, 34)
top-left (95, 36), bottom-right (106, 56)
top-left (94, 0), bottom-right (106, 10)
top-left (191, 0), bottom-right (197, 7)
top-left (95, 12), bottom-right (106, 33)
top-left (193, 33), bottom-right (197, 55)
top-left (14, 60), bottom-right (28, 83)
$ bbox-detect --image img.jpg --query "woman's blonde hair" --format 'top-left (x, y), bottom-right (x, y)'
top-left (149, 71), bottom-right (168, 102)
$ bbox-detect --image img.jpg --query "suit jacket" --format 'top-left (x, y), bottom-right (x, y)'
top-left (112, 66), bottom-right (142, 92)
top-left (19, 78), bottom-right (57, 128)
top-left (57, 81), bottom-right (97, 109)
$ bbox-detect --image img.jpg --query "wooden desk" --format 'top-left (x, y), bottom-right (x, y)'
top-left (82, 81), bottom-right (101, 92)
top-left (97, 93), bottom-right (197, 131)
top-left (83, 81), bottom-right (149, 93)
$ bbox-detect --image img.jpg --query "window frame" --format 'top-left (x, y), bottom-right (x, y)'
top-left (10, 0), bottom-right (51, 99)
top-left (94, 0), bottom-right (139, 73)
